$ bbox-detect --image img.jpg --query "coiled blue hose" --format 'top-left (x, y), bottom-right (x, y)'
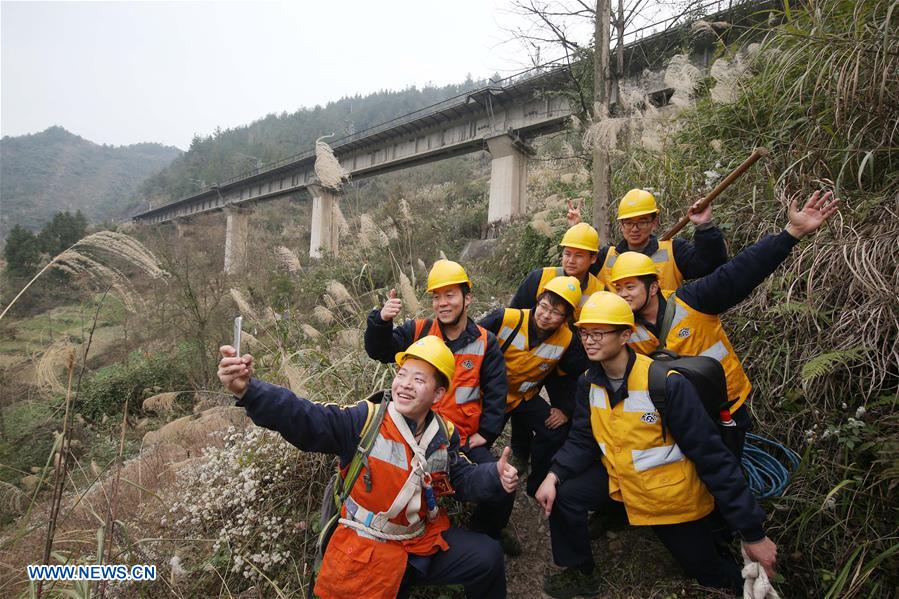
top-left (742, 432), bottom-right (801, 499)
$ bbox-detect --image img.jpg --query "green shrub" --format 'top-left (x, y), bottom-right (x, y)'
top-left (79, 343), bottom-right (193, 419)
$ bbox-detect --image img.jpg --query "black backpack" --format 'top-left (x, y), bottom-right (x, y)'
top-left (646, 292), bottom-right (741, 455)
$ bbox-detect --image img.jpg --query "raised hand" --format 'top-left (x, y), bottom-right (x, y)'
top-left (535, 472), bottom-right (559, 516)
top-left (496, 446), bottom-right (520, 493)
top-left (687, 198), bottom-right (713, 225)
top-left (380, 288), bottom-right (403, 322)
top-left (566, 199), bottom-right (584, 228)
top-left (218, 345), bottom-right (254, 398)
top-left (785, 190), bottom-right (839, 239)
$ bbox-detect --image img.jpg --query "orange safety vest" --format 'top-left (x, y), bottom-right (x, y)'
top-left (413, 319), bottom-right (487, 445)
top-left (598, 240), bottom-right (683, 291)
top-left (588, 354), bottom-right (715, 525)
top-left (314, 403), bottom-right (453, 599)
top-left (628, 290), bottom-right (752, 412)
top-left (537, 266), bottom-right (603, 319)
top-left (497, 308), bottom-right (573, 411)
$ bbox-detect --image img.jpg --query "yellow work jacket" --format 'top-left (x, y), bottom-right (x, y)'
top-left (537, 266), bottom-right (603, 319)
top-left (588, 354), bottom-right (715, 525)
top-left (496, 308), bottom-right (573, 411)
top-left (629, 290), bottom-right (752, 412)
top-left (598, 240), bottom-right (683, 291)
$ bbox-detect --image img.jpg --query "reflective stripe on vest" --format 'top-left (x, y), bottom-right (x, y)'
top-left (587, 354), bottom-right (715, 525)
top-left (498, 308), bottom-right (573, 411)
top-left (345, 404), bottom-right (446, 535)
top-left (414, 319), bottom-right (487, 445)
top-left (628, 291), bottom-right (752, 411)
top-left (598, 239), bottom-right (684, 291)
top-left (316, 405), bottom-right (452, 598)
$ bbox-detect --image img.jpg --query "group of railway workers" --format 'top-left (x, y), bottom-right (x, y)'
top-left (217, 187), bottom-right (838, 599)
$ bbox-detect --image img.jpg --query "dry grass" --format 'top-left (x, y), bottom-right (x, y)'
top-left (359, 213), bottom-right (389, 249)
top-left (664, 53), bottom-right (702, 109)
top-left (398, 270), bottom-right (421, 315)
top-left (325, 280), bottom-right (352, 305)
top-left (273, 246), bottom-right (302, 274)
top-left (34, 340), bottom-right (75, 395)
top-left (142, 392), bottom-right (181, 416)
top-left (300, 323), bottom-right (321, 339)
top-left (229, 288), bottom-right (259, 321)
top-left (312, 306), bottom-right (334, 326)
top-left (141, 407), bottom-right (249, 449)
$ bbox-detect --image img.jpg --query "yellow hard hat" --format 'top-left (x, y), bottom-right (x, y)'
top-left (559, 222), bottom-right (600, 253)
top-left (609, 251), bottom-right (658, 283)
top-left (395, 335), bottom-right (456, 383)
top-left (575, 291), bottom-right (635, 330)
top-left (540, 276), bottom-right (582, 311)
top-left (427, 260), bottom-right (472, 292)
top-left (617, 189), bottom-right (659, 220)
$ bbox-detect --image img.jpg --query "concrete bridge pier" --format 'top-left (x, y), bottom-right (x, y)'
top-left (486, 133), bottom-right (534, 225)
top-left (308, 183), bottom-right (341, 259)
top-left (174, 217), bottom-right (190, 238)
top-left (223, 204), bottom-right (252, 274)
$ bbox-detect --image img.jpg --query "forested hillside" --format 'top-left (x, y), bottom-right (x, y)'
top-left (135, 78), bottom-right (487, 209)
top-left (0, 127), bottom-right (180, 241)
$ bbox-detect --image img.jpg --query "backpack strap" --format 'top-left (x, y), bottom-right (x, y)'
top-left (655, 291), bottom-right (678, 351)
top-left (414, 319), bottom-right (434, 342)
top-left (499, 309), bottom-right (525, 354)
top-left (310, 393), bottom-right (391, 598)
top-left (648, 360), bottom-right (672, 442)
top-left (339, 393), bottom-right (390, 502)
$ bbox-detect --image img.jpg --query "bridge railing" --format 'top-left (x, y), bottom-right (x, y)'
top-left (149, 0), bottom-right (770, 213)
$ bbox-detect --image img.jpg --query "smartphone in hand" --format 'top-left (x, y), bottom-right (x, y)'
top-left (233, 315), bottom-right (243, 356)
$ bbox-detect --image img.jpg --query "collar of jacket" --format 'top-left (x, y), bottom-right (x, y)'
top-left (586, 346), bottom-right (637, 408)
top-left (615, 234), bottom-right (660, 256)
top-left (436, 316), bottom-right (481, 345)
top-left (635, 292), bottom-right (666, 338)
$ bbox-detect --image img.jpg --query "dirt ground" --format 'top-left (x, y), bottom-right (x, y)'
top-left (503, 470), bottom-right (735, 599)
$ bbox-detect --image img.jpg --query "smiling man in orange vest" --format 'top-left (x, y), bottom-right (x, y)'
top-left (218, 336), bottom-right (518, 599)
top-left (364, 260), bottom-right (516, 551)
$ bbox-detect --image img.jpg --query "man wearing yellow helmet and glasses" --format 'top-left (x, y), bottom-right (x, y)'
top-left (607, 190), bottom-right (839, 452)
top-left (218, 336), bottom-right (519, 598)
top-left (479, 276), bottom-right (590, 497)
top-left (534, 292), bottom-right (776, 598)
top-left (566, 189), bottom-right (728, 291)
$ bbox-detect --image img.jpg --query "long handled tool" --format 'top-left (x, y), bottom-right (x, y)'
top-left (660, 147), bottom-right (770, 241)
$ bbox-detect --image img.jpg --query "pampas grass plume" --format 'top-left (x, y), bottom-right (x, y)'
top-left (399, 271), bottom-right (420, 315)
top-left (229, 289), bottom-right (259, 321)
top-left (313, 306), bottom-right (334, 325)
top-left (326, 280), bottom-right (352, 305)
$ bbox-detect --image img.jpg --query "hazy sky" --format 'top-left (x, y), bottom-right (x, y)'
top-left (1, 0), bottom-right (576, 150)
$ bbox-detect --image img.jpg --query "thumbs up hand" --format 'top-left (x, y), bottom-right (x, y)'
top-left (380, 288), bottom-right (403, 322)
top-left (496, 446), bottom-right (519, 493)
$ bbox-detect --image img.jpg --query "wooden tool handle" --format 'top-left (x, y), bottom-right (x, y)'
top-left (660, 147), bottom-right (769, 241)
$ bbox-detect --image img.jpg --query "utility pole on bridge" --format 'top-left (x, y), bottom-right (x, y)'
top-left (592, 0), bottom-right (612, 244)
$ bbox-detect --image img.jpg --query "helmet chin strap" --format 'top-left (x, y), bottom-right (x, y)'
top-left (637, 282), bottom-right (656, 317)
top-left (443, 310), bottom-right (464, 328)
